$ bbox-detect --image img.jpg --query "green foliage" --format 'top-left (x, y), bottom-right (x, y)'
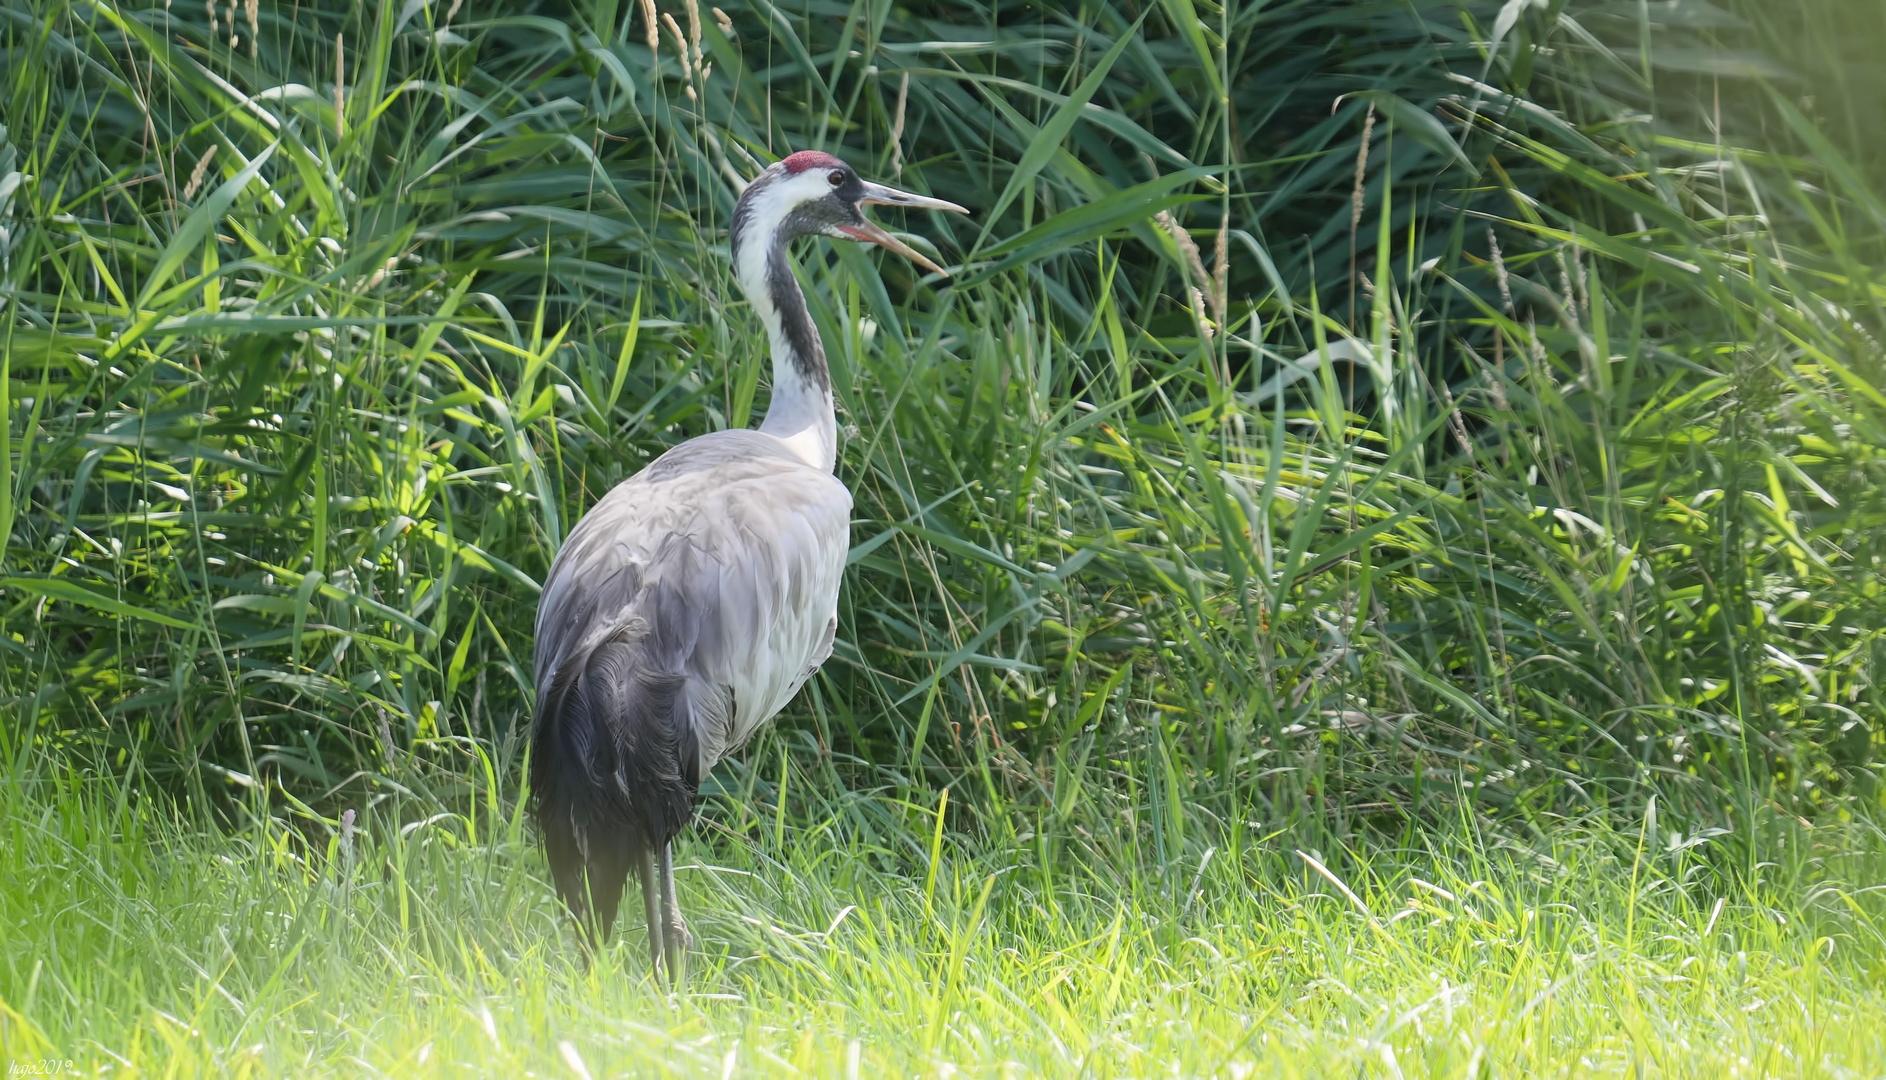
top-left (3, 0), bottom-right (1884, 843)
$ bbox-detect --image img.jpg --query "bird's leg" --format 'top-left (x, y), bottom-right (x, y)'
top-left (573, 882), bottom-right (601, 967)
top-left (636, 847), bottom-right (664, 980)
top-left (658, 841), bottom-right (690, 983)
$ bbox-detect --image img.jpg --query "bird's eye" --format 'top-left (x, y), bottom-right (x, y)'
top-left (828, 170), bottom-right (847, 187)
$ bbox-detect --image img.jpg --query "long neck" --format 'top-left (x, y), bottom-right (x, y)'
top-left (736, 229), bottom-right (837, 472)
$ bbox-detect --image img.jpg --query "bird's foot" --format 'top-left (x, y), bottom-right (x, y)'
top-left (665, 916), bottom-right (693, 953)
top-left (660, 917), bottom-right (691, 984)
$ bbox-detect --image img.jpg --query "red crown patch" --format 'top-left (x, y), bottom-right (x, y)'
top-left (781, 150), bottom-right (846, 174)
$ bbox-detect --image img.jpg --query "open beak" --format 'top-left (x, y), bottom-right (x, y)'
top-left (838, 181), bottom-right (970, 277)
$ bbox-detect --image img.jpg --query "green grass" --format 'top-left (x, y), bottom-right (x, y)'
top-left (3, 759), bottom-right (1883, 1075)
top-left (6, 0), bottom-right (1886, 1072)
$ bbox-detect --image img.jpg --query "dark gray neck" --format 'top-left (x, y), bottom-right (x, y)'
top-left (731, 184), bottom-right (839, 471)
top-left (763, 238), bottom-right (829, 393)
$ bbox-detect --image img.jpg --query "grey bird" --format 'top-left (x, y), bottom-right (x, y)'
top-left (530, 150), bottom-right (967, 979)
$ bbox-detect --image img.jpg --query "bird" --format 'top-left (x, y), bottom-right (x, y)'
top-left (529, 150), bottom-right (967, 980)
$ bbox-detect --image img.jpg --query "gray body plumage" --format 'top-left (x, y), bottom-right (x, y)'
top-left (528, 150), bottom-right (963, 976)
top-left (530, 431), bottom-right (848, 949)
top-left (534, 429), bottom-right (850, 781)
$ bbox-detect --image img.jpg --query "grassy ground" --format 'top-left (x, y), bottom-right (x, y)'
top-left (3, 755), bottom-right (1884, 1076)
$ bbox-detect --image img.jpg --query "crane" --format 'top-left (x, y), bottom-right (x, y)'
top-left (530, 151), bottom-right (967, 979)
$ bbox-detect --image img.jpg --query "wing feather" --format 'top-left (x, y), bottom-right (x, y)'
top-left (534, 430), bottom-right (851, 776)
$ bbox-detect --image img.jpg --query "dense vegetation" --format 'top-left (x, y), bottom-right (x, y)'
top-left (3, 0), bottom-right (1885, 1071)
top-left (8, 0), bottom-right (1885, 828)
